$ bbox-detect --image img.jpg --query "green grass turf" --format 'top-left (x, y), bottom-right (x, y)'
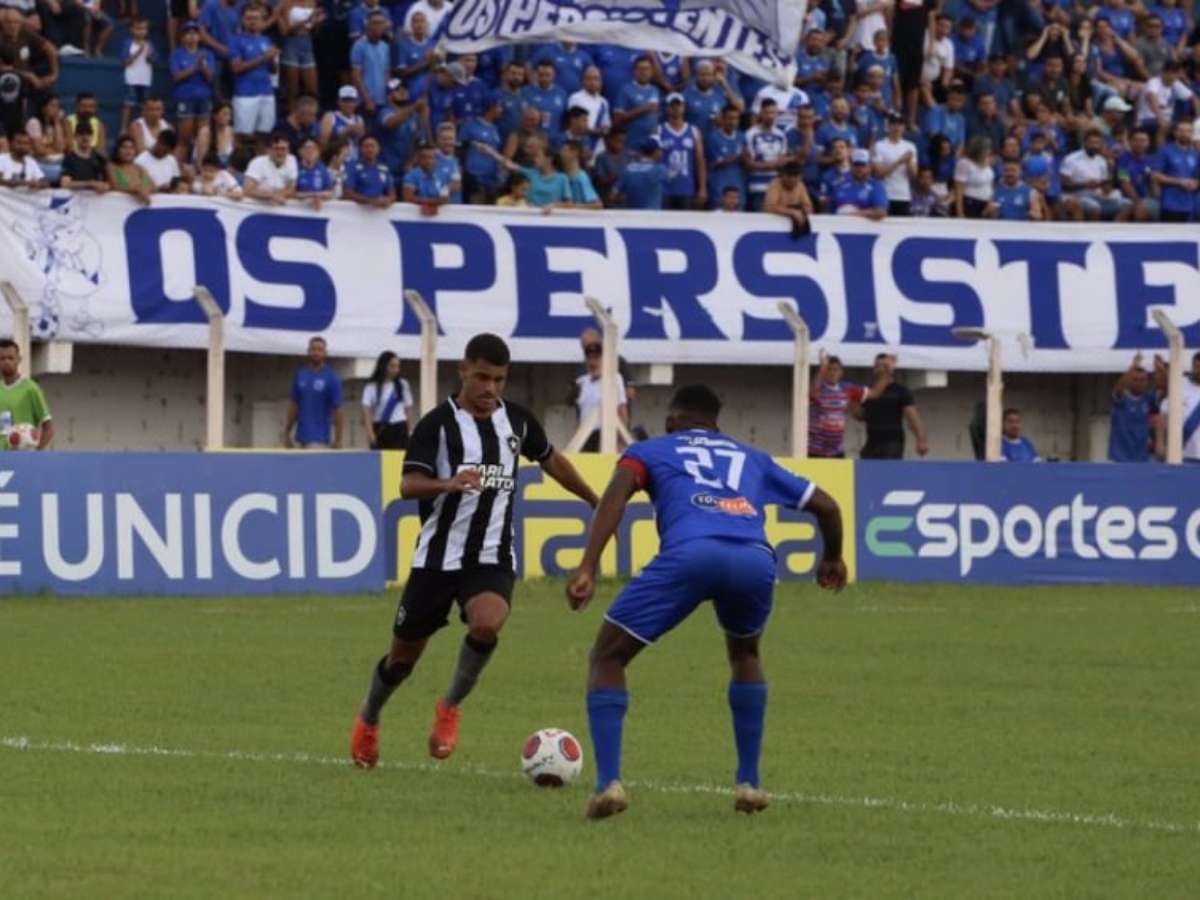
top-left (1, 582), bottom-right (1197, 899)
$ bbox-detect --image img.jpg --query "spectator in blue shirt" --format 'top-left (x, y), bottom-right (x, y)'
top-left (343, 135), bottom-right (394, 207)
top-left (613, 137), bottom-right (668, 209)
top-left (434, 121), bottom-right (463, 203)
top-left (228, 6), bottom-right (279, 140)
top-left (614, 56), bottom-right (662, 150)
top-left (1000, 408), bottom-right (1041, 462)
top-left (973, 55), bottom-right (1017, 119)
top-left (427, 61), bottom-right (466, 132)
top-left (285, 336), bottom-right (344, 449)
top-left (993, 159), bottom-right (1045, 220)
top-left (171, 22), bottom-right (216, 155)
top-left (402, 143), bottom-right (452, 207)
top-left (1116, 128), bottom-right (1161, 221)
top-left (1150, 120), bottom-right (1198, 222)
top-left (494, 61), bottom-right (528, 142)
top-left (1109, 353), bottom-right (1160, 462)
top-left (833, 148), bottom-right (888, 219)
top-left (461, 93), bottom-right (504, 203)
top-left (377, 78), bottom-right (422, 175)
top-left (658, 93), bottom-right (706, 209)
top-left (350, 11), bottom-right (391, 116)
top-left (392, 11), bottom-right (435, 99)
top-left (592, 44), bottom-right (640, 106)
top-left (682, 60), bottom-right (742, 136)
top-left (558, 140), bottom-right (603, 210)
top-left (198, 0), bottom-right (240, 79)
top-left (295, 136), bottom-right (335, 208)
top-left (452, 54), bottom-right (488, 121)
top-left (348, 0), bottom-right (385, 41)
top-left (923, 82), bottom-right (969, 154)
top-left (1096, 0), bottom-right (1135, 41)
top-left (951, 16), bottom-right (987, 88)
top-left (521, 61), bottom-right (568, 143)
top-left (706, 105), bottom-right (747, 210)
top-left (529, 42), bottom-right (592, 96)
top-left (816, 97), bottom-right (858, 164)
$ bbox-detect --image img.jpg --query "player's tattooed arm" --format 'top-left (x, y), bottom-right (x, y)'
top-left (806, 487), bottom-right (848, 592)
top-left (541, 450), bottom-right (601, 508)
top-left (566, 466), bottom-right (639, 610)
top-left (400, 468), bottom-right (482, 499)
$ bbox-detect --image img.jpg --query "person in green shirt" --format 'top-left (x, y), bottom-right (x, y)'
top-left (0, 339), bottom-right (53, 451)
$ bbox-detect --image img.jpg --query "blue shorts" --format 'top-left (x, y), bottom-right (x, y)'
top-left (281, 34), bottom-right (316, 68)
top-left (175, 98), bottom-right (212, 120)
top-left (124, 84), bottom-right (150, 106)
top-left (605, 538), bottom-right (776, 645)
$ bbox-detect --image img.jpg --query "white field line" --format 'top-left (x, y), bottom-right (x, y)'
top-left (2, 735), bottom-right (1197, 837)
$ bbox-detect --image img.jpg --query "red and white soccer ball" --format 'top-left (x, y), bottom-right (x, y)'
top-left (521, 728), bottom-right (583, 788)
top-left (7, 423), bottom-right (40, 451)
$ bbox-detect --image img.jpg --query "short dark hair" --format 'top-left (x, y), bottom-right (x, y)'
top-left (669, 384), bottom-right (721, 422)
top-left (1003, 407), bottom-right (1021, 419)
top-left (0, 338), bottom-right (19, 352)
top-left (269, 130), bottom-right (290, 145)
top-left (158, 130), bottom-right (179, 149)
top-left (780, 160), bottom-right (802, 177)
top-left (464, 333), bottom-right (510, 366)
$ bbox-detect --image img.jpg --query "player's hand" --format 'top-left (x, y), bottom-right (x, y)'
top-left (566, 569), bottom-right (595, 610)
top-left (816, 559), bottom-right (847, 592)
top-left (447, 469), bottom-right (482, 493)
top-left (916, 438), bottom-right (929, 457)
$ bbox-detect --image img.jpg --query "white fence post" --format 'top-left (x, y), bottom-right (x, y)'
top-left (193, 287), bottom-right (225, 450)
top-left (565, 300), bottom-right (633, 454)
top-left (403, 290), bottom-right (439, 418)
top-left (777, 301), bottom-right (810, 459)
top-left (0, 282), bottom-right (31, 369)
top-left (1152, 309), bottom-right (1184, 465)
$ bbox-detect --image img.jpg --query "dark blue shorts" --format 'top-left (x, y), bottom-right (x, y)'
top-left (605, 538), bottom-right (776, 645)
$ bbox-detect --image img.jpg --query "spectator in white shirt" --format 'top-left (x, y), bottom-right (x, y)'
top-left (0, 131), bottom-right (48, 187)
top-left (192, 153), bottom-right (243, 198)
top-left (360, 350), bottom-right (414, 450)
top-left (403, 0), bottom-right (448, 35)
top-left (872, 112), bottom-right (918, 215)
top-left (244, 131), bottom-right (299, 203)
top-left (752, 82), bottom-right (809, 131)
top-left (1059, 128), bottom-right (1132, 221)
top-left (920, 13), bottom-right (954, 110)
top-left (1135, 62), bottom-right (1199, 141)
top-left (133, 130), bottom-right (182, 191)
top-left (567, 66), bottom-right (611, 139)
top-left (953, 135), bottom-right (994, 218)
top-left (569, 329), bottom-right (629, 452)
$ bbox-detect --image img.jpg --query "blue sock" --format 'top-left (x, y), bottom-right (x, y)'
top-left (587, 688), bottom-right (628, 792)
top-left (728, 681), bottom-right (767, 788)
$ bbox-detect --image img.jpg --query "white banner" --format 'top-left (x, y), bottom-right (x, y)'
top-left (0, 190), bottom-right (1197, 372)
top-left (438, 0), bottom-right (798, 87)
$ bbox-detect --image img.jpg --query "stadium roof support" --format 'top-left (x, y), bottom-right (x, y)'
top-left (194, 287), bottom-right (225, 451)
top-left (403, 290), bottom-right (439, 419)
top-left (777, 301), bottom-right (809, 459)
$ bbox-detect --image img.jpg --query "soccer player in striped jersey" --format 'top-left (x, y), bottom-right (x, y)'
top-left (350, 334), bottom-right (598, 768)
top-left (567, 385), bottom-right (846, 818)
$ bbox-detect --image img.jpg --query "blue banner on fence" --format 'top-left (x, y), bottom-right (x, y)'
top-left (855, 462), bottom-right (1200, 585)
top-left (0, 453), bottom-right (384, 596)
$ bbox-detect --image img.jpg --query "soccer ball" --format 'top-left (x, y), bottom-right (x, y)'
top-left (521, 728), bottom-right (583, 788)
top-left (31, 311), bottom-right (59, 341)
top-left (6, 423), bottom-right (40, 450)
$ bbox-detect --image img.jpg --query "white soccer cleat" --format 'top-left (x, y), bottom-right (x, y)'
top-left (585, 781), bottom-right (629, 820)
top-left (733, 783), bottom-right (769, 814)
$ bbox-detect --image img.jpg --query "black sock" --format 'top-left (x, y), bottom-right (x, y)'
top-left (444, 635), bottom-right (497, 707)
top-left (362, 656), bottom-right (411, 725)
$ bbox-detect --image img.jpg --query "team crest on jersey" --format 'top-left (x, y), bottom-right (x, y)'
top-left (691, 493), bottom-right (757, 517)
top-left (506, 435), bottom-right (520, 455)
top-left (458, 463), bottom-right (515, 492)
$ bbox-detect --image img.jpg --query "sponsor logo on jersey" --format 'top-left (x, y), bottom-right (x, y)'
top-left (691, 493), bottom-right (758, 517)
top-left (458, 463), bottom-right (515, 492)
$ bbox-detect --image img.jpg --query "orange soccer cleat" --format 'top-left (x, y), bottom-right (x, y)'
top-left (428, 699), bottom-right (460, 760)
top-left (350, 708), bottom-right (379, 769)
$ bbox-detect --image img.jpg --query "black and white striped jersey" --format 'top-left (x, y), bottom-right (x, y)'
top-left (402, 397), bottom-right (553, 572)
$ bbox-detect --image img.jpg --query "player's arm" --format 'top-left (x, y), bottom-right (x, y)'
top-left (401, 468), bottom-right (481, 498)
top-left (566, 464), bottom-right (640, 611)
top-left (806, 487), bottom-right (847, 591)
top-left (541, 450), bottom-right (600, 508)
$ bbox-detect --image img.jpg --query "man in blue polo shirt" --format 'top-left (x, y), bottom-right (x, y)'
top-left (613, 137), bottom-right (668, 209)
top-left (402, 142), bottom-right (451, 207)
top-left (833, 148), bottom-right (888, 219)
top-left (521, 60), bottom-right (568, 143)
top-left (1000, 408), bottom-right (1041, 462)
top-left (1109, 353), bottom-right (1159, 462)
top-left (529, 41), bottom-right (593, 96)
top-left (228, 6), bottom-right (278, 141)
top-left (1116, 128), bottom-right (1161, 221)
top-left (285, 336), bottom-right (344, 449)
top-left (1151, 120), bottom-right (1198, 223)
top-left (614, 56), bottom-right (661, 149)
top-left (343, 135), bottom-right (395, 207)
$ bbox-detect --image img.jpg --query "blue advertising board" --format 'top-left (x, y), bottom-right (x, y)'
top-left (856, 462), bottom-right (1200, 585)
top-left (0, 453), bottom-right (384, 596)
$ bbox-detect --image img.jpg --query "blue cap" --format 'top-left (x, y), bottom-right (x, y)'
top-left (1023, 155), bottom-right (1049, 177)
top-left (638, 136), bottom-right (660, 153)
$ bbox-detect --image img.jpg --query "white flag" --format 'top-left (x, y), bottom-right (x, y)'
top-left (439, 0), bottom-right (799, 87)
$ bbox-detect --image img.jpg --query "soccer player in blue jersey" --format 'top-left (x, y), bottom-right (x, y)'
top-left (566, 385), bottom-right (846, 819)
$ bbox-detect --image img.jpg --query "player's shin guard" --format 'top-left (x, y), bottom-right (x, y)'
top-left (728, 681), bottom-right (767, 788)
top-left (362, 656), bottom-right (412, 725)
top-left (587, 688), bottom-right (628, 792)
top-left (444, 635), bottom-right (497, 706)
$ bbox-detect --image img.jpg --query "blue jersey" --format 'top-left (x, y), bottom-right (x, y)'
top-left (1116, 151), bottom-right (1157, 199)
top-left (616, 159), bottom-right (667, 209)
top-left (620, 430), bottom-right (814, 550)
top-left (521, 83), bottom-right (568, 138)
top-left (291, 365), bottom-right (343, 445)
top-left (706, 127), bottom-right (746, 206)
top-left (170, 48), bottom-right (215, 101)
top-left (296, 160), bottom-right (334, 194)
top-left (658, 121), bottom-right (700, 197)
top-left (994, 180), bottom-right (1034, 220)
top-left (1001, 436), bottom-right (1039, 462)
top-left (529, 43), bottom-right (593, 96)
top-left (343, 159), bottom-right (394, 198)
top-left (229, 33), bottom-right (275, 97)
top-left (616, 81), bottom-right (662, 148)
top-left (832, 175), bottom-right (887, 212)
top-left (682, 84), bottom-right (724, 134)
top-left (1158, 143), bottom-right (1198, 214)
top-left (1109, 389), bottom-right (1158, 462)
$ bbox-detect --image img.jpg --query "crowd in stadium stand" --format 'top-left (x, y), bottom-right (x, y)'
top-left (0, 0), bottom-right (1199, 220)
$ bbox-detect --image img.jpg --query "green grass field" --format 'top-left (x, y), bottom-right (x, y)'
top-left (2, 582), bottom-right (1198, 899)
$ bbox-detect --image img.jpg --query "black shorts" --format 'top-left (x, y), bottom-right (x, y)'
top-left (372, 421), bottom-right (409, 450)
top-left (393, 566), bottom-right (515, 641)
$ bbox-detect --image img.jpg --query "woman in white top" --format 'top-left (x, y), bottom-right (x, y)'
top-left (361, 351), bottom-right (414, 450)
top-left (953, 135), bottom-right (995, 218)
